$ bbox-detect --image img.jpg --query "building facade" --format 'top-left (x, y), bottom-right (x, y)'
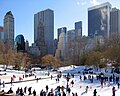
top-left (110, 8), bottom-right (120, 34)
top-left (57, 27), bottom-right (67, 41)
top-left (88, 2), bottom-right (112, 38)
top-left (34, 9), bottom-right (54, 55)
top-left (55, 27), bottom-right (67, 60)
top-left (25, 40), bottom-right (29, 51)
top-left (4, 11), bottom-right (14, 49)
top-left (75, 21), bottom-right (82, 37)
top-left (28, 43), bottom-right (41, 56)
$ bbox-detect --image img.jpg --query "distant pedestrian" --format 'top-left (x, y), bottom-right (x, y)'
top-left (51, 75), bottom-right (53, 80)
top-left (67, 87), bottom-right (71, 94)
top-left (33, 89), bottom-right (36, 96)
top-left (112, 87), bottom-right (116, 96)
top-left (85, 86), bottom-right (89, 93)
top-left (19, 88), bottom-right (24, 96)
top-left (40, 89), bottom-right (43, 96)
top-left (71, 80), bottom-right (74, 87)
top-left (93, 89), bottom-right (97, 96)
top-left (118, 83), bottom-right (120, 89)
top-left (72, 92), bottom-right (74, 96)
top-left (36, 78), bottom-right (39, 83)
top-left (24, 86), bottom-right (27, 94)
top-left (46, 85), bottom-right (49, 92)
top-left (75, 93), bottom-right (78, 96)
top-left (28, 87), bottom-right (32, 95)
top-left (3, 81), bottom-right (5, 88)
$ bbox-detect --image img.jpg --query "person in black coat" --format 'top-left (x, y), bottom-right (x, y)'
top-left (112, 87), bottom-right (116, 96)
top-left (46, 85), bottom-right (49, 92)
top-left (33, 89), bottom-right (36, 96)
top-left (93, 89), bottom-right (97, 96)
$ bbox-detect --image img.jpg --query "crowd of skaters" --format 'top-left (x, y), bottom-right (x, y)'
top-left (0, 68), bottom-right (120, 96)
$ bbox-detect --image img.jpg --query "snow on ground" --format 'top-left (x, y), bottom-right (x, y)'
top-left (0, 65), bottom-right (120, 96)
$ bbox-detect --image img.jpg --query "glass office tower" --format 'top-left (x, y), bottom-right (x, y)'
top-left (88, 2), bottom-right (111, 38)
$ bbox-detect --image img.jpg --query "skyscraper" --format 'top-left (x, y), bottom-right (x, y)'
top-left (55, 27), bottom-right (67, 60)
top-left (34, 9), bottom-right (54, 55)
top-left (110, 8), bottom-right (120, 34)
top-left (75, 21), bottom-right (82, 37)
top-left (88, 2), bottom-right (111, 38)
top-left (15, 34), bottom-right (25, 52)
top-left (4, 11), bottom-right (14, 48)
top-left (57, 27), bottom-right (67, 41)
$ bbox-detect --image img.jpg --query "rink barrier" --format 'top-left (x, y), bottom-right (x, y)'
top-left (2, 75), bottom-right (57, 85)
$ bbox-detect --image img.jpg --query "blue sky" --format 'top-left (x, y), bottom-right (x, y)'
top-left (0, 0), bottom-right (119, 45)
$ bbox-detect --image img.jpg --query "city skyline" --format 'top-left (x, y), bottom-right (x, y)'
top-left (0, 0), bottom-right (119, 45)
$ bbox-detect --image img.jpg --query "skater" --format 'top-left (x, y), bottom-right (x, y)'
top-left (75, 93), bottom-right (78, 96)
top-left (93, 89), bottom-right (97, 96)
top-left (19, 88), bottom-right (24, 96)
top-left (117, 82), bottom-right (120, 89)
top-left (46, 85), bottom-right (49, 92)
top-left (85, 86), bottom-right (89, 93)
top-left (28, 87), bottom-right (32, 95)
top-left (40, 89), bottom-right (43, 96)
top-left (24, 86), bottom-right (27, 94)
top-left (112, 87), bottom-right (116, 96)
top-left (33, 89), bottom-right (36, 96)
top-left (51, 75), bottom-right (53, 80)
top-left (67, 87), bottom-right (71, 95)
top-left (36, 78), bottom-right (39, 83)
top-left (11, 77), bottom-right (13, 86)
top-left (71, 80), bottom-right (74, 87)
top-left (3, 81), bottom-right (5, 88)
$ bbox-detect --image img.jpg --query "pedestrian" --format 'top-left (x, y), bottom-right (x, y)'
top-left (85, 86), bottom-right (89, 93)
top-left (112, 87), bottom-right (116, 96)
top-left (51, 75), bottom-right (53, 80)
top-left (19, 88), bottom-right (24, 96)
top-left (24, 86), bottom-right (27, 94)
top-left (71, 80), bottom-right (74, 87)
top-left (33, 89), bottom-right (36, 96)
top-left (28, 87), bottom-right (32, 95)
top-left (46, 85), bottom-right (49, 92)
top-left (75, 93), bottom-right (78, 96)
top-left (93, 89), bottom-right (97, 96)
top-left (3, 81), bottom-right (5, 88)
top-left (36, 78), bottom-right (39, 83)
top-left (11, 77), bottom-right (13, 86)
top-left (67, 87), bottom-right (71, 94)
top-left (72, 92), bottom-right (74, 96)
top-left (40, 89), bottom-right (43, 96)
top-left (61, 85), bottom-right (65, 92)
top-left (118, 82), bottom-right (120, 89)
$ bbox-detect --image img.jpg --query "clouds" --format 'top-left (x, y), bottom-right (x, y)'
top-left (90, 0), bottom-right (100, 5)
top-left (76, 1), bottom-right (86, 6)
top-left (76, 0), bottom-right (99, 6)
